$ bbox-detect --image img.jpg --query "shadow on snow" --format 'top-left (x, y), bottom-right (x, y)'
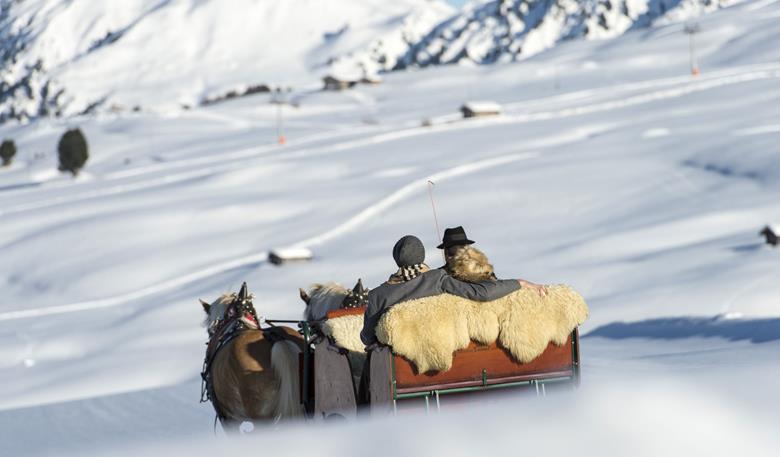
top-left (585, 316), bottom-right (780, 344)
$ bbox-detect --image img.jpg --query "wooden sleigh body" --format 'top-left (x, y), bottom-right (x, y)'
top-left (298, 305), bottom-right (581, 418)
top-left (369, 330), bottom-right (580, 415)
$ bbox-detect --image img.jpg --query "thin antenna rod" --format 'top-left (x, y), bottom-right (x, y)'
top-left (427, 180), bottom-right (444, 262)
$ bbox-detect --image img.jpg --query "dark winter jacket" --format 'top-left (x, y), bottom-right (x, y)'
top-left (359, 269), bottom-right (520, 345)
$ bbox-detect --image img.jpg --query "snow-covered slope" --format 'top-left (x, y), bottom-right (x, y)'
top-left (0, 0), bottom-right (452, 121)
top-left (397, 0), bottom-right (744, 68)
top-left (0, 0), bottom-right (748, 123)
top-left (1, 0), bottom-right (779, 455)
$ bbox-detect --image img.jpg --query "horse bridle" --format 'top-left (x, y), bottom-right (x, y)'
top-left (208, 290), bottom-right (261, 338)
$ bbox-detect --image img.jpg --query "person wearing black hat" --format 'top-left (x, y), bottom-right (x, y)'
top-left (437, 225), bottom-right (477, 269)
top-left (359, 234), bottom-right (522, 346)
top-left (437, 225), bottom-right (475, 250)
top-left (438, 226), bottom-right (545, 293)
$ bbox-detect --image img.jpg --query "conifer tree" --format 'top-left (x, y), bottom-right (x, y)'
top-left (58, 128), bottom-right (89, 176)
top-left (0, 139), bottom-right (16, 167)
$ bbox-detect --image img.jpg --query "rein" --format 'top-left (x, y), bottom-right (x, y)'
top-left (200, 315), bottom-right (243, 409)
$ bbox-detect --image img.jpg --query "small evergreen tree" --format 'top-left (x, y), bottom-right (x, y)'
top-left (58, 128), bottom-right (89, 176)
top-left (0, 139), bottom-right (16, 167)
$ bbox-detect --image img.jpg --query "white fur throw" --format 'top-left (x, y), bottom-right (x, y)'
top-left (321, 315), bottom-right (366, 353)
top-left (375, 285), bottom-right (589, 373)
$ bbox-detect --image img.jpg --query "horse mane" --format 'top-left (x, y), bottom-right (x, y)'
top-left (304, 282), bottom-right (349, 321)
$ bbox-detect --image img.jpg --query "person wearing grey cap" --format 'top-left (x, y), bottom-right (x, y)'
top-left (359, 235), bottom-right (525, 346)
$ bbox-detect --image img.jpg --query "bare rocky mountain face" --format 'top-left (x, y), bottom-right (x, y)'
top-left (394, 0), bottom-right (742, 69)
top-left (0, 1), bottom-right (65, 123)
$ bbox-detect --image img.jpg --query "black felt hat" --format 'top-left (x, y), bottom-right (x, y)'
top-left (437, 226), bottom-right (476, 249)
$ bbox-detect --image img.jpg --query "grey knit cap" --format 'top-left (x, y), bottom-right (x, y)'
top-left (392, 235), bottom-right (425, 267)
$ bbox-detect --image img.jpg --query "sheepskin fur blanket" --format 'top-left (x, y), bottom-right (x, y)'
top-left (319, 248), bottom-right (588, 373)
top-left (321, 315), bottom-right (365, 353)
top-left (375, 285), bottom-right (589, 373)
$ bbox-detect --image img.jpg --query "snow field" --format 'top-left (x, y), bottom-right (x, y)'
top-left (0, 0), bottom-right (779, 455)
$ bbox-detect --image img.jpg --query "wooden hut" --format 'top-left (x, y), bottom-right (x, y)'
top-left (268, 248), bottom-right (314, 266)
top-left (460, 101), bottom-right (502, 119)
top-left (323, 75), bottom-right (357, 91)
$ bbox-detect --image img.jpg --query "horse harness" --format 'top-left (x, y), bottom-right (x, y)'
top-left (200, 294), bottom-right (300, 424)
top-left (200, 281), bottom-right (371, 427)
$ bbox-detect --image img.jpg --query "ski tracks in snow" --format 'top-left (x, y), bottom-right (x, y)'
top-left (292, 153), bottom-right (538, 249)
top-left (0, 153), bottom-right (536, 321)
top-left (503, 68), bottom-right (780, 124)
top-left (2, 62), bottom-right (779, 217)
top-left (0, 126), bottom-right (388, 217)
top-left (259, 62), bottom-right (780, 161)
top-left (503, 62), bottom-right (780, 113)
top-left (448, 63), bottom-right (780, 132)
top-left (3, 62), bottom-right (780, 319)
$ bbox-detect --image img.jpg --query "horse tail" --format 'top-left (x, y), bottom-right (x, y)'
top-left (271, 340), bottom-right (303, 420)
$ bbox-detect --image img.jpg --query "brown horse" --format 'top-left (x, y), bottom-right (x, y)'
top-left (201, 284), bottom-right (304, 432)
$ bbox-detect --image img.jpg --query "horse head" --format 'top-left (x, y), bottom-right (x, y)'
top-left (201, 282), bottom-right (260, 336)
top-left (299, 279), bottom-right (369, 321)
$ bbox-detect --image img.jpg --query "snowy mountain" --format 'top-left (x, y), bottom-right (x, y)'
top-left (325, 0), bottom-right (454, 79)
top-left (0, 0), bottom-right (748, 124)
top-left (0, 0), bottom-right (452, 122)
top-left (395, 0), bottom-right (744, 68)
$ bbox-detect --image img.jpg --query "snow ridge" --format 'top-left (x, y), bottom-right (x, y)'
top-left (395, 0), bottom-right (744, 69)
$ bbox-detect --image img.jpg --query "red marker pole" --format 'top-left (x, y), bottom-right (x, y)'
top-left (273, 88), bottom-right (286, 145)
top-left (684, 23), bottom-right (701, 76)
top-left (276, 99), bottom-right (286, 144)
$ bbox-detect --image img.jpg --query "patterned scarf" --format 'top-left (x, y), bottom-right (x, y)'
top-left (388, 263), bottom-right (430, 284)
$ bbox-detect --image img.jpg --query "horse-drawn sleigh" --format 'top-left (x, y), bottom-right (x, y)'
top-left (200, 277), bottom-right (588, 430)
